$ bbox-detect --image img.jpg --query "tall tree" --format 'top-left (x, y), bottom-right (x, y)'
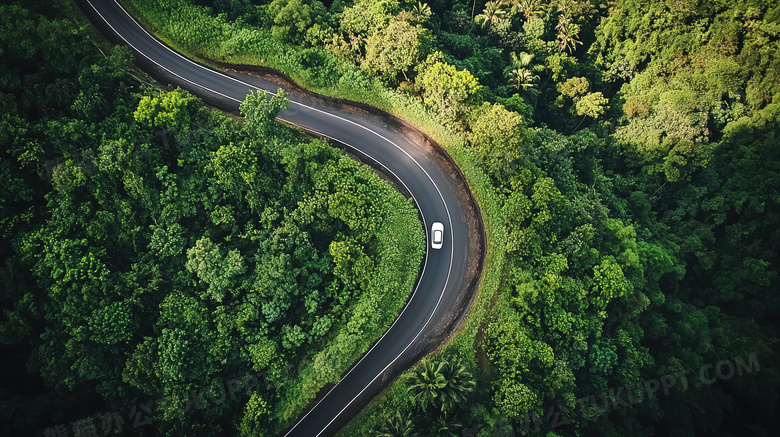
top-left (418, 55), bottom-right (481, 124)
top-left (504, 51), bottom-right (540, 94)
top-left (475, 1), bottom-right (507, 31)
top-left (363, 20), bottom-right (433, 82)
top-left (239, 89), bottom-right (289, 136)
top-left (555, 15), bottom-right (583, 53)
top-left (406, 359), bottom-right (447, 411)
top-left (469, 103), bottom-right (529, 175)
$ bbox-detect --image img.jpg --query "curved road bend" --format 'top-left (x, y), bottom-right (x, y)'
top-left (80, 1), bottom-right (483, 435)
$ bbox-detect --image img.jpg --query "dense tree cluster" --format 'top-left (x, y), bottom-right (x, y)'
top-left (2, 0), bottom-right (779, 436)
top-left (0, 1), bottom-right (423, 435)
top-left (163, 1), bottom-right (774, 435)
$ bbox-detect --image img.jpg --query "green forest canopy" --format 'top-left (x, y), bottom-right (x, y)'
top-left (0, 1), bottom-right (423, 435)
top-left (2, 0), bottom-right (780, 436)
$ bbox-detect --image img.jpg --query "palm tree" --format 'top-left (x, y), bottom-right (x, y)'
top-left (505, 51), bottom-right (540, 94)
top-left (439, 360), bottom-right (477, 413)
top-left (407, 358), bottom-right (477, 413)
top-left (508, 68), bottom-right (537, 91)
top-left (521, 0), bottom-right (546, 19)
top-left (555, 16), bottom-right (583, 53)
top-left (475, 1), bottom-right (507, 31)
top-left (372, 411), bottom-right (418, 437)
top-left (411, 1), bottom-right (432, 25)
top-left (555, 0), bottom-right (575, 18)
top-left (432, 412), bottom-right (463, 437)
top-left (406, 359), bottom-right (447, 411)
top-left (502, 0), bottom-right (545, 20)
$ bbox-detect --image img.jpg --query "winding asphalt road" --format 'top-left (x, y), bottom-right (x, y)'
top-left (80, 1), bottom-right (483, 435)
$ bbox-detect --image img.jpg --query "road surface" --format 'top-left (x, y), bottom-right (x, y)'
top-left (79, 1), bottom-right (484, 435)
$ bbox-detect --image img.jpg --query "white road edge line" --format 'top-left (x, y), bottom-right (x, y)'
top-left (89, 2), bottom-right (458, 435)
top-left (280, 127), bottom-right (440, 436)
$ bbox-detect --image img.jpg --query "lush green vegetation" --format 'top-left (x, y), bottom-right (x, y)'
top-left (118, 0), bottom-right (780, 436)
top-left (2, 0), bottom-right (779, 436)
top-left (0, 1), bottom-right (424, 435)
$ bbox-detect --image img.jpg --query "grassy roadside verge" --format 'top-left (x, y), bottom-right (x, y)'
top-left (336, 146), bottom-right (507, 436)
top-left (119, 0), bottom-right (462, 146)
top-left (272, 159), bottom-right (426, 433)
top-left (114, 0), bottom-right (507, 432)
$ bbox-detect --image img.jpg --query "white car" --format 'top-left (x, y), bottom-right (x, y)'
top-left (431, 222), bottom-right (444, 249)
